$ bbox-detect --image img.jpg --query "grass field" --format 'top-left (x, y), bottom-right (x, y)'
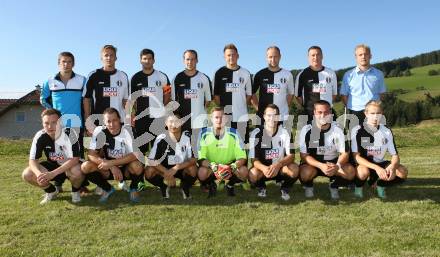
top-left (385, 64), bottom-right (440, 102)
top-left (1, 121), bottom-right (440, 256)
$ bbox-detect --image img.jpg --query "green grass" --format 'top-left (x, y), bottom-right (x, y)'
top-left (1, 121), bottom-right (440, 256)
top-left (385, 64), bottom-right (440, 102)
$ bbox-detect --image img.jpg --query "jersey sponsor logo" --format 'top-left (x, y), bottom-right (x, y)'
top-left (142, 87), bottom-right (156, 97)
top-left (312, 83), bottom-right (327, 94)
top-left (263, 78), bottom-right (269, 82)
top-left (184, 89), bottom-right (198, 99)
top-left (103, 87), bottom-right (118, 97)
top-left (317, 146), bottom-right (333, 155)
top-left (107, 148), bottom-right (124, 159)
top-left (225, 83), bottom-right (240, 92)
top-left (178, 84), bottom-right (186, 87)
top-left (45, 146), bottom-right (52, 149)
top-left (265, 149), bottom-right (280, 160)
top-left (49, 152), bottom-right (65, 162)
top-left (280, 77), bottom-right (287, 84)
top-left (366, 146), bottom-right (382, 156)
top-left (266, 83), bottom-right (281, 93)
top-left (137, 83), bottom-right (143, 86)
top-left (222, 77), bottom-right (228, 81)
top-left (99, 81), bottom-right (105, 85)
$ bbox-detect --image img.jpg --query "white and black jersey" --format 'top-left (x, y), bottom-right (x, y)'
top-left (295, 67), bottom-right (337, 113)
top-left (249, 125), bottom-right (291, 166)
top-left (130, 69), bottom-right (170, 119)
top-left (172, 71), bottom-right (212, 129)
top-left (213, 66), bottom-right (252, 122)
top-left (148, 132), bottom-right (193, 169)
top-left (351, 124), bottom-right (398, 163)
top-left (84, 69), bottom-right (130, 119)
top-left (253, 68), bottom-right (294, 121)
top-left (30, 128), bottom-right (80, 165)
top-left (89, 125), bottom-right (134, 160)
top-left (299, 122), bottom-right (347, 162)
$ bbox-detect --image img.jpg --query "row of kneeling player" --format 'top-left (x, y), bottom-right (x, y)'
top-left (23, 100), bottom-right (407, 204)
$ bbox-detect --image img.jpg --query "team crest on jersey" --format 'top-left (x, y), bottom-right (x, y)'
top-left (280, 77), bottom-right (287, 84)
top-left (107, 148), bottom-right (124, 159)
top-left (239, 77), bottom-right (244, 83)
top-left (265, 149), bottom-right (280, 160)
top-left (156, 81), bottom-right (162, 87)
top-left (326, 77), bottom-right (331, 84)
top-left (49, 152), bottom-right (65, 162)
top-left (197, 82), bottom-right (203, 89)
top-left (184, 89), bottom-right (198, 99)
top-left (103, 87), bottom-right (118, 97)
top-left (181, 146), bottom-right (186, 152)
top-left (116, 80), bottom-right (123, 87)
top-left (266, 84), bottom-right (281, 93)
top-left (225, 83), bottom-right (240, 92)
top-left (382, 138), bottom-right (388, 145)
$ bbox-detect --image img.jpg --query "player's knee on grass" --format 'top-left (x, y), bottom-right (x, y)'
top-left (249, 167), bottom-right (263, 183)
top-left (300, 164), bottom-right (317, 182)
top-left (236, 166), bottom-right (248, 180)
top-left (341, 163), bottom-right (356, 180)
top-left (22, 167), bottom-right (41, 186)
top-left (397, 164), bottom-right (408, 180)
top-left (197, 166), bottom-right (211, 181)
top-left (81, 161), bottom-right (97, 174)
top-left (128, 161), bottom-right (144, 175)
top-left (356, 165), bottom-right (370, 180)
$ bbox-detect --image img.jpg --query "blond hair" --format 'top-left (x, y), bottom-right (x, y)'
top-left (365, 100), bottom-right (383, 113)
top-left (355, 44), bottom-right (371, 55)
top-left (101, 44), bottom-right (117, 55)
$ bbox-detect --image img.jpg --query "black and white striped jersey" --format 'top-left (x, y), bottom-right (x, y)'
top-left (29, 128), bottom-right (80, 165)
top-left (148, 132), bottom-right (193, 168)
top-left (295, 67), bottom-right (337, 113)
top-left (253, 68), bottom-right (294, 121)
top-left (171, 71), bottom-right (212, 129)
top-left (213, 66), bottom-right (252, 122)
top-left (89, 125), bottom-right (134, 160)
top-left (351, 123), bottom-right (398, 163)
top-left (249, 125), bottom-right (291, 166)
top-left (299, 122), bottom-right (347, 162)
top-left (84, 69), bottom-right (130, 119)
top-left (130, 69), bottom-right (170, 119)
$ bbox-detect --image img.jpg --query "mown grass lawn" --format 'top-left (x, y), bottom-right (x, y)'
top-left (1, 121), bottom-right (439, 257)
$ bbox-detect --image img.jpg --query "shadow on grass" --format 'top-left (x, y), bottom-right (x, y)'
top-left (51, 177), bottom-right (440, 208)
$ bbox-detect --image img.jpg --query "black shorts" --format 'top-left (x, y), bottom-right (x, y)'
top-left (300, 158), bottom-right (338, 178)
top-left (367, 160), bottom-right (391, 183)
top-left (40, 161), bottom-right (67, 184)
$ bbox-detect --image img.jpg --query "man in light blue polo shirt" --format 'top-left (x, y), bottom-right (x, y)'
top-left (340, 44), bottom-right (386, 124)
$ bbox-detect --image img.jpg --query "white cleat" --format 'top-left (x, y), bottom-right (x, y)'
top-left (40, 188), bottom-right (59, 205)
top-left (71, 191), bottom-right (81, 203)
top-left (304, 187), bottom-right (314, 198)
top-left (94, 186), bottom-right (104, 196)
top-left (329, 186), bottom-right (340, 200)
top-left (118, 181), bottom-right (130, 192)
top-left (257, 188), bottom-right (267, 198)
top-left (281, 189), bottom-right (291, 201)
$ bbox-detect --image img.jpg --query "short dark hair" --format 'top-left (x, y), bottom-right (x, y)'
top-left (58, 52), bottom-right (75, 65)
top-left (103, 107), bottom-right (121, 119)
top-left (140, 48), bottom-right (155, 59)
top-left (308, 45), bottom-right (323, 55)
top-left (183, 49), bottom-right (198, 60)
top-left (223, 43), bottom-right (238, 53)
top-left (266, 46), bottom-right (281, 55)
top-left (264, 104), bottom-right (280, 115)
top-left (314, 100), bottom-right (331, 109)
top-left (41, 108), bottom-right (61, 119)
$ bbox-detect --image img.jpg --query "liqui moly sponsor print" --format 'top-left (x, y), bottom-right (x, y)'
top-left (317, 146), bottom-right (333, 155)
top-left (366, 146), bottom-right (382, 156)
top-left (312, 83), bottom-right (327, 94)
top-left (225, 83), bottom-right (240, 92)
top-left (49, 152), bottom-right (65, 162)
top-left (266, 84), bottom-right (281, 93)
top-left (184, 89), bottom-right (198, 99)
top-left (103, 87), bottom-right (118, 97)
top-left (265, 149), bottom-right (280, 160)
top-left (107, 148), bottom-right (124, 159)
top-left (142, 87), bottom-right (156, 97)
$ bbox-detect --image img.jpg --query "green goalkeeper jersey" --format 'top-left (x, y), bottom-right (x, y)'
top-left (198, 127), bottom-right (246, 165)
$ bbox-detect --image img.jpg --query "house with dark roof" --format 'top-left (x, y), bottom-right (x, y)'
top-left (0, 87), bottom-right (44, 139)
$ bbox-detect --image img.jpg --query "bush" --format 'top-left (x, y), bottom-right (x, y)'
top-left (428, 69), bottom-right (439, 76)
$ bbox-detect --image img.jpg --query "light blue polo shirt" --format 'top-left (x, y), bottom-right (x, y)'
top-left (340, 66), bottom-right (386, 111)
